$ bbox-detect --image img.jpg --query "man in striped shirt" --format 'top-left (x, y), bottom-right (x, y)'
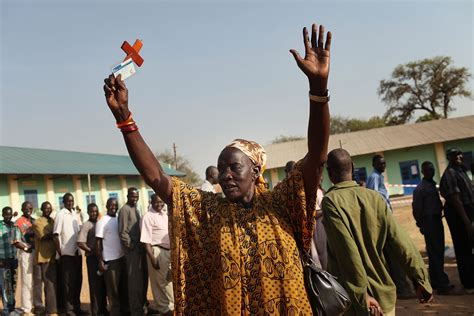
top-left (0, 206), bottom-right (20, 315)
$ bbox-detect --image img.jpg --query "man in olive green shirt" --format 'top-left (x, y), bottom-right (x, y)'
top-left (322, 149), bottom-right (433, 315)
top-left (33, 201), bottom-right (57, 315)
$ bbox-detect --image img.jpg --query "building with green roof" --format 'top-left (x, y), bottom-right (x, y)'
top-left (264, 115), bottom-right (474, 195)
top-left (0, 146), bottom-right (185, 214)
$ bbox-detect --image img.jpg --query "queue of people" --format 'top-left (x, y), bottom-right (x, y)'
top-left (0, 189), bottom-right (173, 316)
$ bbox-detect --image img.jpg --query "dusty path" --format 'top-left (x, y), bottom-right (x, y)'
top-left (393, 203), bottom-right (473, 315)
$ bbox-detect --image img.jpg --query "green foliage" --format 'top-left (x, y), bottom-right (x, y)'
top-left (415, 113), bottom-right (438, 123)
top-left (330, 115), bottom-right (386, 134)
top-left (155, 150), bottom-right (201, 186)
top-left (378, 56), bottom-right (471, 124)
top-left (272, 116), bottom-right (387, 144)
top-left (271, 135), bottom-right (305, 144)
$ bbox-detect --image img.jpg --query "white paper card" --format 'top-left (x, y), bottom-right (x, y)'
top-left (112, 58), bottom-right (136, 80)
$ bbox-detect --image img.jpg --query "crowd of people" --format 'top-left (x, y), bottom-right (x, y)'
top-left (1, 148), bottom-right (472, 315)
top-left (1, 21), bottom-right (473, 316)
top-left (0, 189), bottom-right (173, 316)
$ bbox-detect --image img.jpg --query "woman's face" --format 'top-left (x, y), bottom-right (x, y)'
top-left (217, 147), bottom-right (258, 204)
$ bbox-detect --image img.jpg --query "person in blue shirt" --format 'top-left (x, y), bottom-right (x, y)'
top-left (367, 154), bottom-right (392, 210)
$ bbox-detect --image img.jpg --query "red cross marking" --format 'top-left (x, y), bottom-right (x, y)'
top-left (121, 39), bottom-right (144, 67)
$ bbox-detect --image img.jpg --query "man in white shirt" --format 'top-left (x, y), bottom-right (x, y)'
top-left (96, 197), bottom-right (128, 316)
top-left (53, 193), bottom-right (87, 315)
top-left (200, 166), bottom-right (219, 193)
top-left (140, 194), bottom-right (173, 316)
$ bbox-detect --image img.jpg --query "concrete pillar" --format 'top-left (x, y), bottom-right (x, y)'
top-left (99, 176), bottom-right (108, 212)
top-left (270, 169), bottom-right (280, 189)
top-left (7, 175), bottom-right (20, 216)
top-left (72, 176), bottom-right (84, 211)
top-left (119, 176), bottom-right (128, 205)
top-left (139, 177), bottom-right (149, 215)
top-left (44, 175), bottom-right (55, 208)
top-left (434, 142), bottom-right (447, 177)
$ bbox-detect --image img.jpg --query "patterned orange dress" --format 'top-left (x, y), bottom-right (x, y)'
top-left (169, 163), bottom-right (316, 315)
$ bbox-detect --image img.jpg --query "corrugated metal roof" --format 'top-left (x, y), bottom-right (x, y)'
top-left (0, 146), bottom-right (185, 176)
top-left (265, 115), bottom-right (474, 169)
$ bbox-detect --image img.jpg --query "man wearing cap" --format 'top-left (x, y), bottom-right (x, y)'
top-left (440, 147), bottom-right (474, 293)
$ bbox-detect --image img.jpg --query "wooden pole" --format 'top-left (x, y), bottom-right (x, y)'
top-left (173, 143), bottom-right (178, 169)
top-left (87, 173), bottom-right (92, 203)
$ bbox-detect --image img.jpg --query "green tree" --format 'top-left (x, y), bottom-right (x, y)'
top-left (330, 115), bottom-right (386, 134)
top-left (378, 56), bottom-right (471, 124)
top-left (271, 135), bottom-right (305, 144)
top-left (272, 116), bottom-right (387, 143)
top-left (155, 150), bottom-right (201, 186)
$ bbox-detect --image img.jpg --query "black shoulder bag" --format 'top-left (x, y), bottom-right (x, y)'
top-left (301, 250), bottom-right (352, 315)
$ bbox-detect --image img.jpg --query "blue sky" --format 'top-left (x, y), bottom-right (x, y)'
top-left (1, 0), bottom-right (473, 178)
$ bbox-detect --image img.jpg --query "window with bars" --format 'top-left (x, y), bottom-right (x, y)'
top-left (24, 189), bottom-right (38, 209)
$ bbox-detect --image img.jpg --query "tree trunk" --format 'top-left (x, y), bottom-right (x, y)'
top-left (443, 94), bottom-right (449, 118)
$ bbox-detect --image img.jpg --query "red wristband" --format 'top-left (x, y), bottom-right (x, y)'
top-left (116, 112), bottom-right (134, 128)
top-left (120, 123), bottom-right (138, 133)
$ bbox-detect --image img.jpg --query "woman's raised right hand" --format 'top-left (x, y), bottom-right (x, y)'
top-left (103, 74), bottom-right (130, 122)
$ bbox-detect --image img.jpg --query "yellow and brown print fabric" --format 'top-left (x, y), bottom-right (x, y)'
top-left (169, 161), bottom-right (317, 315)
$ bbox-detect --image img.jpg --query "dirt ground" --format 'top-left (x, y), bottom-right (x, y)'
top-left (10, 201), bottom-right (474, 315)
top-left (391, 201), bottom-right (473, 315)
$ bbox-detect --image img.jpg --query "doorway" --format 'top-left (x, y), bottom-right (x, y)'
top-left (399, 160), bottom-right (420, 195)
